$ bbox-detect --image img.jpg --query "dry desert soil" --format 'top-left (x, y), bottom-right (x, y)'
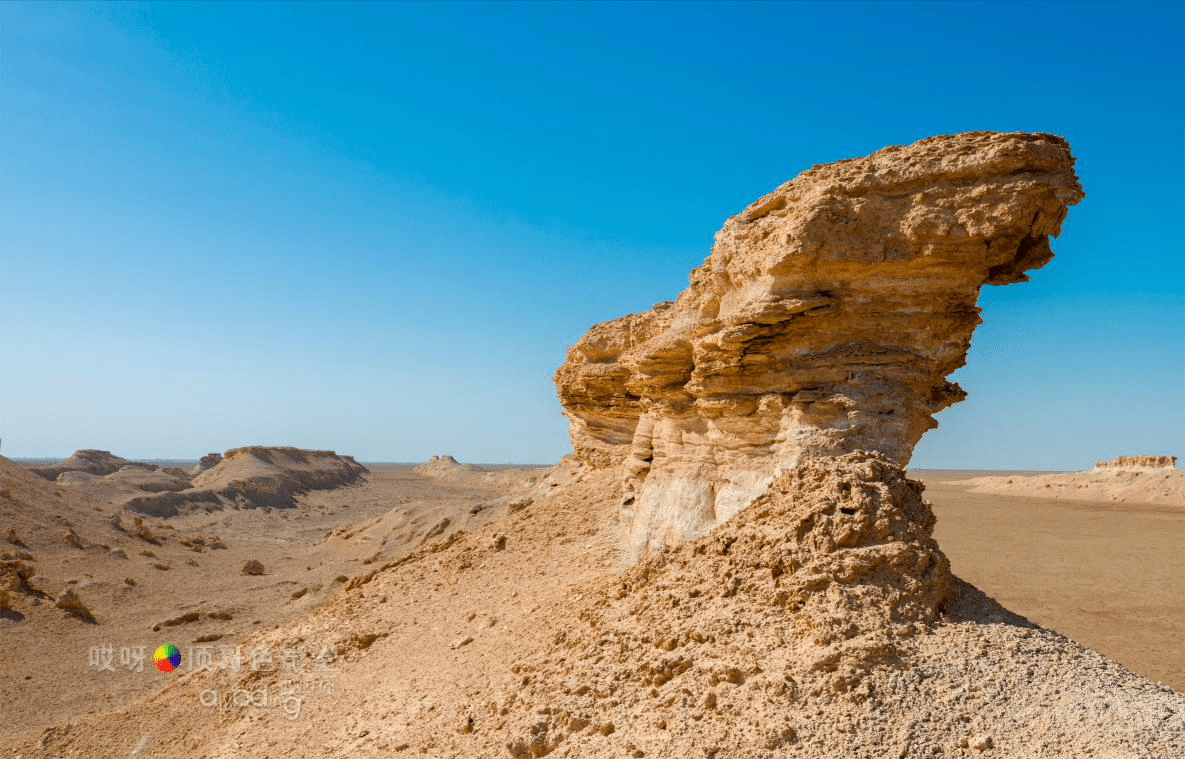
top-left (1, 454), bottom-right (1181, 758)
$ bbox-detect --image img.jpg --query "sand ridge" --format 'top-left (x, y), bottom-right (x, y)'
top-left (952, 467), bottom-right (1185, 507)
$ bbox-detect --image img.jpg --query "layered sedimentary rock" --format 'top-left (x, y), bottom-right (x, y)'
top-left (959, 454), bottom-right (1184, 506)
top-left (556, 132), bottom-right (1084, 555)
top-left (1093, 455), bottom-right (1178, 471)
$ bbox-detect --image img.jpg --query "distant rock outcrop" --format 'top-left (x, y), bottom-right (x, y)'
top-left (192, 453), bottom-right (223, 474)
top-left (958, 455), bottom-right (1184, 506)
top-left (414, 455), bottom-right (483, 479)
top-left (29, 450), bottom-right (130, 481)
top-left (413, 455), bottom-right (558, 500)
top-left (1093, 455), bottom-right (1178, 471)
top-left (125, 447), bottom-right (368, 517)
top-left (556, 131), bottom-right (1084, 556)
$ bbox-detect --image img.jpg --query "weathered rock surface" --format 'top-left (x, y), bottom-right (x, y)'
top-left (556, 131), bottom-right (1084, 555)
top-left (496, 454), bottom-right (1182, 758)
top-left (192, 452), bottom-right (223, 474)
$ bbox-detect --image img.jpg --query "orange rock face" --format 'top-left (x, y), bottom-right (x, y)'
top-left (556, 132), bottom-right (1084, 556)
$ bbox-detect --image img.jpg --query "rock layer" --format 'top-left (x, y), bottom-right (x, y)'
top-left (555, 131), bottom-right (1084, 555)
top-left (1093, 455), bottom-right (1178, 471)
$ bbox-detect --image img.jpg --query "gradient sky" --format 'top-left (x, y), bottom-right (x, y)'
top-left (1, 1), bottom-right (1182, 469)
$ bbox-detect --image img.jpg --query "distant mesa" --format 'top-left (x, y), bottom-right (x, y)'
top-left (957, 454), bottom-right (1184, 506)
top-left (25, 446), bottom-right (368, 517)
top-left (414, 455), bottom-right (483, 478)
top-left (412, 454), bottom-right (560, 497)
top-left (555, 131), bottom-right (1085, 555)
top-left (1093, 455), bottom-right (1178, 472)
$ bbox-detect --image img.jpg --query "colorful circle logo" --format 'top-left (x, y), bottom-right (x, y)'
top-left (153, 644), bottom-right (182, 673)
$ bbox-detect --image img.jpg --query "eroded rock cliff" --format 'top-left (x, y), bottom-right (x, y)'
top-left (556, 131), bottom-right (1083, 555)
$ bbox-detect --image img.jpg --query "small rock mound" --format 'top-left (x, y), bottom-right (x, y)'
top-left (499, 452), bottom-right (952, 756)
top-left (55, 589), bottom-right (96, 623)
top-left (29, 450), bottom-right (129, 481)
top-left (240, 559), bottom-right (266, 576)
top-left (192, 452), bottom-right (223, 474)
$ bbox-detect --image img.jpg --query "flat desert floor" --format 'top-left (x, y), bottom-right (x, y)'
top-left (915, 470), bottom-right (1184, 691)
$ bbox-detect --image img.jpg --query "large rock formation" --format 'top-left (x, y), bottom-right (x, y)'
top-left (124, 447), bottom-right (368, 516)
top-left (556, 132), bottom-right (1084, 555)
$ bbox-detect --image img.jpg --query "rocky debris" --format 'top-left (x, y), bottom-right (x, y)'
top-left (61, 529), bottom-right (83, 548)
top-left (1093, 455), bottom-right (1178, 471)
top-left (6, 528), bottom-right (26, 547)
top-left (422, 518), bottom-right (452, 543)
top-left (970, 735), bottom-right (994, 751)
top-left (109, 547), bottom-right (127, 559)
top-left (54, 590), bottom-right (95, 623)
top-left (498, 453), bottom-right (954, 753)
top-left (555, 131), bottom-right (1084, 556)
top-left (481, 533), bottom-right (508, 552)
top-left (240, 559), bottom-right (266, 576)
top-left (489, 454), bottom-right (1184, 758)
top-left (150, 609), bottom-right (233, 631)
top-left (28, 450), bottom-right (130, 481)
top-left (0, 561), bottom-right (40, 596)
top-left (507, 497), bottom-right (532, 513)
top-left (127, 517), bottom-right (160, 544)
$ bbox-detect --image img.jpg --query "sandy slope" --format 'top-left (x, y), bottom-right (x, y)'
top-left (0, 455), bottom-right (541, 740)
top-left (3, 456), bottom-right (1182, 759)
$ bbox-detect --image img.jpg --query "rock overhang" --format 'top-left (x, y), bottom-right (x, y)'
top-left (556, 131), bottom-right (1084, 556)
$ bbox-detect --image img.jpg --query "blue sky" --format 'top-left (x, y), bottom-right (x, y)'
top-left (1, 1), bottom-right (1181, 469)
